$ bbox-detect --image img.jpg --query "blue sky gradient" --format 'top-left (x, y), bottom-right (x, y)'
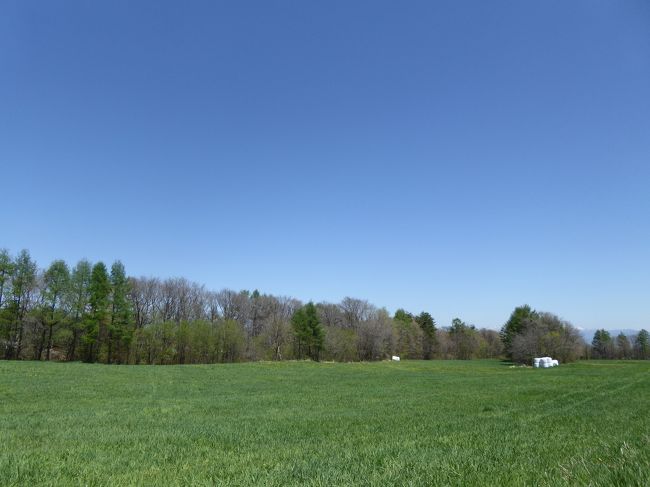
top-left (2, 1), bottom-right (649, 329)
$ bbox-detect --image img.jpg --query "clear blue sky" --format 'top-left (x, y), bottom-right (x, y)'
top-left (2, 1), bottom-right (649, 330)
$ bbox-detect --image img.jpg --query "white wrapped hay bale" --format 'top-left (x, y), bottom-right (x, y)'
top-left (533, 356), bottom-right (559, 368)
top-left (392, 355), bottom-right (400, 362)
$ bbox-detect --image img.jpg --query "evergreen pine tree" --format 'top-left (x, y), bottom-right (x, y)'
top-left (109, 261), bottom-right (133, 364)
top-left (416, 312), bottom-right (437, 359)
top-left (86, 262), bottom-right (111, 362)
top-left (635, 329), bottom-right (649, 359)
top-left (500, 305), bottom-right (537, 359)
top-left (292, 302), bottom-right (324, 361)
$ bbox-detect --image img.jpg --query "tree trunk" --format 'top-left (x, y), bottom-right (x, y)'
top-left (36, 326), bottom-right (47, 360)
top-left (16, 320), bottom-right (24, 359)
top-left (67, 328), bottom-right (78, 361)
top-left (107, 330), bottom-right (112, 364)
top-left (46, 324), bottom-right (54, 361)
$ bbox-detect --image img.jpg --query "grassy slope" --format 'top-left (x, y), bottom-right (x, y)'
top-left (1, 360), bottom-right (649, 486)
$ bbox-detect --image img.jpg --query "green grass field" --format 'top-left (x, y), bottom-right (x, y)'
top-left (1, 360), bottom-right (649, 486)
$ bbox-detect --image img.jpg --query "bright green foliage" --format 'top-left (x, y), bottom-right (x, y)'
top-left (40, 260), bottom-right (71, 360)
top-left (635, 329), bottom-right (649, 359)
top-left (216, 319), bottom-right (246, 362)
top-left (3, 250), bottom-right (37, 359)
top-left (130, 319), bottom-right (247, 365)
top-left (109, 261), bottom-right (133, 363)
top-left (85, 262), bottom-right (111, 362)
top-left (449, 318), bottom-right (479, 359)
top-left (393, 308), bottom-right (412, 325)
top-left (66, 260), bottom-right (92, 361)
top-left (0, 249), bottom-right (14, 352)
top-left (292, 302), bottom-right (324, 361)
top-left (1, 360), bottom-right (649, 486)
top-left (0, 249), bottom-right (13, 308)
top-left (392, 309), bottom-right (421, 359)
top-left (500, 304), bottom-right (537, 359)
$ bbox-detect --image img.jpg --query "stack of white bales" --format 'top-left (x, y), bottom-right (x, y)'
top-left (533, 357), bottom-right (559, 368)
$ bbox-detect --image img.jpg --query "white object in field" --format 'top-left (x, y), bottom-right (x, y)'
top-left (534, 356), bottom-right (559, 368)
top-left (392, 355), bottom-right (400, 362)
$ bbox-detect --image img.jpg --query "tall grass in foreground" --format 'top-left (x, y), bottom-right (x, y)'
top-left (1, 360), bottom-right (649, 486)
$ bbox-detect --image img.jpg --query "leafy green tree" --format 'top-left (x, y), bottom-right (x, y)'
top-left (322, 325), bottom-right (357, 362)
top-left (635, 329), bottom-right (649, 359)
top-left (4, 250), bottom-right (37, 359)
top-left (109, 261), bottom-right (133, 363)
top-left (449, 318), bottom-right (479, 360)
top-left (616, 332), bottom-right (632, 359)
top-left (66, 260), bottom-right (92, 361)
top-left (500, 305), bottom-right (537, 359)
top-left (393, 309), bottom-right (422, 359)
top-left (0, 249), bottom-right (14, 355)
top-left (394, 309), bottom-right (413, 325)
top-left (511, 312), bottom-right (583, 363)
top-left (292, 302), bottom-right (324, 361)
top-left (40, 260), bottom-right (70, 360)
top-left (415, 312), bottom-right (437, 359)
top-left (477, 328), bottom-right (504, 358)
top-left (216, 319), bottom-right (246, 362)
top-left (85, 262), bottom-right (111, 362)
top-left (0, 249), bottom-right (13, 308)
top-left (592, 329), bottom-right (613, 359)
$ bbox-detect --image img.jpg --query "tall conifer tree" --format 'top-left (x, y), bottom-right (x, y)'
top-left (67, 260), bottom-right (92, 361)
top-left (86, 262), bottom-right (110, 362)
top-left (109, 261), bottom-right (133, 363)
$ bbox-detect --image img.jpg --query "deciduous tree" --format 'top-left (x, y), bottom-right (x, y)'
top-left (40, 260), bottom-right (70, 360)
top-left (5, 250), bottom-right (37, 359)
top-left (500, 305), bottom-right (537, 359)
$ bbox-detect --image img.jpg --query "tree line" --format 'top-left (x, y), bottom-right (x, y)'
top-left (0, 248), bottom-right (505, 363)
top-left (589, 328), bottom-right (649, 360)
top-left (1, 249), bottom-right (646, 364)
top-left (499, 305), bottom-right (649, 363)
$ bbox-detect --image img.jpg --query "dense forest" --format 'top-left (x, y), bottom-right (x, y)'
top-left (1, 249), bottom-right (648, 364)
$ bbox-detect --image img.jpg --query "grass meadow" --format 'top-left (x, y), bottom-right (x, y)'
top-left (1, 359), bottom-right (649, 486)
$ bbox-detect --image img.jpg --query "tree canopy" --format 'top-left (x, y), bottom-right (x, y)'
top-left (0, 248), bottom-right (646, 365)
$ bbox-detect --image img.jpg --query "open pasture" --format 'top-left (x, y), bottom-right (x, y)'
top-left (1, 360), bottom-right (648, 486)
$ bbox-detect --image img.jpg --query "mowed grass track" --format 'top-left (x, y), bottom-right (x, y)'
top-left (1, 360), bottom-right (649, 486)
